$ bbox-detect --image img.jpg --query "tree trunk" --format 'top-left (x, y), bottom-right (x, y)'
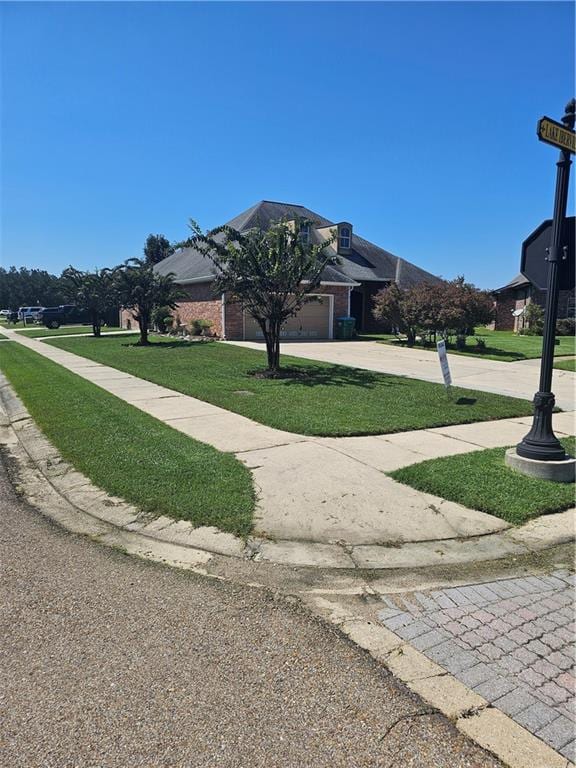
top-left (263, 324), bottom-right (281, 373)
top-left (138, 314), bottom-right (149, 345)
top-left (91, 311), bottom-right (101, 338)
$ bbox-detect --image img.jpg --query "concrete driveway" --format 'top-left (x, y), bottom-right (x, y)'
top-left (229, 340), bottom-right (576, 411)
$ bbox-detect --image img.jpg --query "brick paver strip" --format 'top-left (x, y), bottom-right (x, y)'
top-left (377, 571), bottom-right (575, 759)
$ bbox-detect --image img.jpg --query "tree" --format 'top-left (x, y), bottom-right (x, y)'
top-left (434, 277), bottom-right (494, 341)
top-left (373, 277), bottom-right (494, 346)
top-left (0, 266), bottom-right (66, 310)
top-left (61, 267), bottom-right (118, 337)
top-left (372, 283), bottom-right (428, 345)
top-left (144, 234), bottom-right (174, 265)
top-left (115, 258), bottom-right (180, 345)
top-left (179, 217), bottom-right (337, 373)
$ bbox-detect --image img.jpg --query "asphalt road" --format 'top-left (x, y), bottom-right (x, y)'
top-left (0, 453), bottom-right (502, 768)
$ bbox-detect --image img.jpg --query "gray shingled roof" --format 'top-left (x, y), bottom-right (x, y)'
top-left (493, 273), bottom-right (531, 293)
top-left (157, 200), bottom-right (441, 288)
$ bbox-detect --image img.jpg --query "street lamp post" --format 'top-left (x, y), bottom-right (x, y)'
top-left (516, 99), bottom-right (575, 462)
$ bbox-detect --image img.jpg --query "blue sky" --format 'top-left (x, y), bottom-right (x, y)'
top-left (1, 1), bottom-right (574, 288)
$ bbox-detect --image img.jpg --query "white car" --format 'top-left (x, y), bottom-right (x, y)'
top-left (0, 309), bottom-right (11, 317)
top-left (18, 306), bottom-right (45, 322)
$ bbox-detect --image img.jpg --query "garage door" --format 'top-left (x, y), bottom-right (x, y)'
top-left (243, 295), bottom-right (332, 340)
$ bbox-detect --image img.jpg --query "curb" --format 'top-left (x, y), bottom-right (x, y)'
top-left (0, 374), bottom-right (573, 573)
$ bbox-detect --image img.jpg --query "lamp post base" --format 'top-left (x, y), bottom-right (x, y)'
top-left (505, 448), bottom-right (576, 484)
top-left (516, 391), bottom-right (567, 462)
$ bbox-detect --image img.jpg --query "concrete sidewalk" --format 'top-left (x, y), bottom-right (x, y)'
top-left (229, 340), bottom-right (576, 411)
top-left (3, 329), bottom-right (575, 569)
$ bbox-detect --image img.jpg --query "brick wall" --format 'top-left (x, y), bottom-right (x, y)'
top-left (121, 283), bottom-right (223, 335)
top-left (172, 283), bottom-right (223, 336)
top-left (494, 286), bottom-right (575, 332)
top-left (494, 291), bottom-right (517, 331)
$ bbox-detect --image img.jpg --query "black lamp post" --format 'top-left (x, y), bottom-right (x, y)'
top-left (516, 99), bottom-right (575, 462)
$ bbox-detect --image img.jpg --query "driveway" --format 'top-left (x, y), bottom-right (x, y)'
top-left (229, 340), bottom-right (576, 411)
top-left (0, 454), bottom-right (502, 768)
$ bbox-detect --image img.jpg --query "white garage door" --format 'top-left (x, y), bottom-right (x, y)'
top-left (244, 295), bottom-right (332, 340)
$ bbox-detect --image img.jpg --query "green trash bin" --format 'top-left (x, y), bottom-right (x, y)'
top-left (336, 317), bottom-right (356, 340)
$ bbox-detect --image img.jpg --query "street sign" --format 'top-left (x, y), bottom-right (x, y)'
top-left (537, 117), bottom-right (576, 154)
top-left (437, 340), bottom-right (452, 388)
top-left (520, 217), bottom-right (575, 291)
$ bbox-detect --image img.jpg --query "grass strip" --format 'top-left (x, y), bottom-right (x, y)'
top-left (15, 325), bottom-right (122, 338)
top-left (47, 336), bottom-right (534, 436)
top-left (0, 343), bottom-right (254, 536)
top-left (390, 437), bottom-right (575, 525)
top-left (373, 329), bottom-right (575, 363)
top-left (554, 359), bottom-right (576, 372)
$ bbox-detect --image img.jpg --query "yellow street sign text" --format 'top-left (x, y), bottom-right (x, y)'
top-left (537, 117), bottom-right (576, 154)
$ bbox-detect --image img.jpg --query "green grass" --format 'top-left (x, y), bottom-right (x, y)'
top-left (47, 335), bottom-right (535, 436)
top-left (15, 325), bottom-right (122, 338)
top-left (376, 328), bottom-right (576, 363)
top-left (0, 343), bottom-right (254, 536)
top-left (554, 358), bottom-right (576, 372)
top-left (390, 437), bottom-right (575, 525)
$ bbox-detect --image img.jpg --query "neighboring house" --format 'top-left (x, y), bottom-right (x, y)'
top-left (123, 200), bottom-right (441, 340)
top-left (493, 274), bottom-right (575, 331)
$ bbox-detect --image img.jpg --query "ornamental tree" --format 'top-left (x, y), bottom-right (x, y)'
top-left (61, 267), bottom-right (118, 337)
top-left (115, 258), bottom-right (180, 345)
top-left (372, 283), bottom-right (427, 345)
top-left (179, 218), bottom-right (337, 373)
top-left (373, 277), bottom-right (494, 346)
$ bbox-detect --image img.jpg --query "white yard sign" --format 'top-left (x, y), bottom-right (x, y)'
top-left (437, 340), bottom-right (452, 388)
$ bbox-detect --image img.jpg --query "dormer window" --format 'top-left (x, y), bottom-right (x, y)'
top-left (339, 225), bottom-right (351, 250)
top-left (299, 223), bottom-right (310, 245)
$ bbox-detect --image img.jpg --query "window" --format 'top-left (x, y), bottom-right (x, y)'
top-left (299, 223), bottom-right (310, 245)
top-left (339, 226), bottom-right (351, 250)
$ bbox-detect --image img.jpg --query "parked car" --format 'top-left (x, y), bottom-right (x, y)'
top-left (18, 306), bottom-right (45, 322)
top-left (0, 309), bottom-right (11, 317)
top-left (40, 304), bottom-right (90, 329)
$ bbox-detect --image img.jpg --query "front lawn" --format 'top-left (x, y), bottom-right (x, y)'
top-left (47, 336), bottom-right (534, 436)
top-left (390, 437), bottom-right (575, 525)
top-left (377, 328), bottom-right (575, 363)
top-left (15, 325), bottom-right (122, 338)
top-left (0, 343), bottom-right (254, 536)
top-left (555, 358), bottom-right (576, 372)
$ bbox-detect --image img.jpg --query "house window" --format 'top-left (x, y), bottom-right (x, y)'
top-left (299, 223), bottom-right (310, 245)
top-left (339, 226), bottom-right (351, 250)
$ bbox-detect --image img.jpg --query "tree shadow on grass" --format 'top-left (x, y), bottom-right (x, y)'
top-left (120, 340), bottom-right (214, 351)
top-left (455, 346), bottom-right (528, 361)
top-left (251, 364), bottom-right (402, 390)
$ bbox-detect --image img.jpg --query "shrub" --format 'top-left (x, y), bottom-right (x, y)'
top-left (524, 303), bottom-right (544, 335)
top-left (152, 305), bottom-right (173, 332)
top-left (475, 336), bottom-right (487, 350)
top-left (191, 319), bottom-right (214, 337)
top-left (556, 317), bottom-right (575, 336)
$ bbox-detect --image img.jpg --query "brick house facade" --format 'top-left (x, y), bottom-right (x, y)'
top-left (493, 273), bottom-right (574, 332)
top-left (121, 282), bottom-right (351, 340)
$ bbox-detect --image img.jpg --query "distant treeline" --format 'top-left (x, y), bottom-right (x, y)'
top-left (0, 266), bottom-right (69, 310)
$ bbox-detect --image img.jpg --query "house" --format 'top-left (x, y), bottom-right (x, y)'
top-left (128, 200), bottom-right (441, 340)
top-left (492, 274), bottom-right (575, 331)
